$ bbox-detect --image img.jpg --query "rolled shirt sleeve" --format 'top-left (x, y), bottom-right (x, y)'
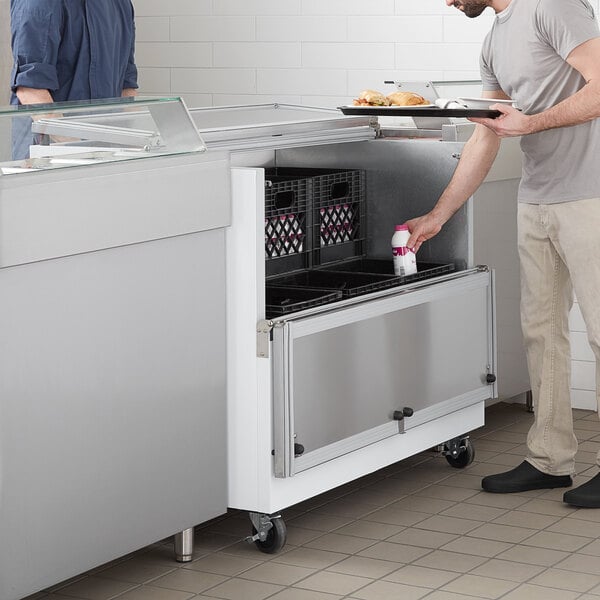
top-left (122, 2), bottom-right (138, 90)
top-left (10, 0), bottom-right (63, 93)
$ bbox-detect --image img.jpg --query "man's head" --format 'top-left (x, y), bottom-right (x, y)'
top-left (446, 0), bottom-right (492, 18)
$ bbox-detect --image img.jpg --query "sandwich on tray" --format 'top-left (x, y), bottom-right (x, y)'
top-left (352, 89), bottom-right (390, 106)
top-left (352, 89), bottom-right (430, 107)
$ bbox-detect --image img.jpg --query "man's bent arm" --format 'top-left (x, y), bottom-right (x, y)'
top-left (406, 125), bottom-right (500, 250)
top-left (530, 37), bottom-right (600, 132)
top-left (472, 37), bottom-right (600, 137)
top-left (406, 91), bottom-right (506, 251)
top-left (15, 87), bottom-right (54, 105)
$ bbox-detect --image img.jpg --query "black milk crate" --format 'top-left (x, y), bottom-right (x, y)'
top-left (264, 169), bottom-right (311, 276)
top-left (311, 169), bottom-right (365, 265)
top-left (265, 285), bottom-right (342, 318)
top-left (263, 167), bottom-right (366, 267)
top-left (269, 269), bottom-right (400, 298)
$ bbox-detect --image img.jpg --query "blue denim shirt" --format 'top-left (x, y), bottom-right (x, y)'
top-left (10, 0), bottom-right (138, 104)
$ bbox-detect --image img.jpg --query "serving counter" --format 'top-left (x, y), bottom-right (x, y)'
top-left (0, 96), bottom-right (527, 597)
top-left (0, 97), bottom-right (230, 600)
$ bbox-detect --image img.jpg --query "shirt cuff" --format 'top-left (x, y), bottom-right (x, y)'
top-left (12, 62), bottom-right (59, 93)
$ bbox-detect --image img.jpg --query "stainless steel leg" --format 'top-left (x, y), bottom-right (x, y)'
top-left (526, 390), bottom-right (534, 413)
top-left (174, 528), bottom-right (194, 562)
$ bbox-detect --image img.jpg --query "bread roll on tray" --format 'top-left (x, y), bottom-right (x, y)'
top-left (386, 91), bottom-right (429, 106)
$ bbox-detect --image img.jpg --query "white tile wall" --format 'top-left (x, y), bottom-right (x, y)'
top-left (570, 300), bottom-right (597, 410)
top-left (131, 0), bottom-right (501, 106)
top-left (131, 0), bottom-right (599, 109)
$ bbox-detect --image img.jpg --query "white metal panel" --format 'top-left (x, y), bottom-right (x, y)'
top-left (227, 167), bottom-right (272, 511)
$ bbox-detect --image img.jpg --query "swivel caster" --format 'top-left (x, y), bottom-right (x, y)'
top-left (443, 436), bottom-right (475, 468)
top-left (246, 512), bottom-right (287, 554)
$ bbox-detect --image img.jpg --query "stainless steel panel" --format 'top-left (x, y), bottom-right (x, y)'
top-left (272, 271), bottom-right (493, 476)
top-left (277, 138), bottom-right (470, 270)
top-left (0, 232), bottom-right (227, 600)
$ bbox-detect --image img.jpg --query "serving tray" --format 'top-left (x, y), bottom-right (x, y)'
top-left (338, 106), bottom-right (501, 118)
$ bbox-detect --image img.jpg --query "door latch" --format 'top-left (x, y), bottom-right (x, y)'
top-left (257, 319), bottom-right (274, 358)
top-left (393, 407), bottom-right (414, 434)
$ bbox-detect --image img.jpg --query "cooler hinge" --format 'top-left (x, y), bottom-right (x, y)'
top-left (257, 319), bottom-right (274, 358)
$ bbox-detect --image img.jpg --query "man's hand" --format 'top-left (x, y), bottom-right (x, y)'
top-left (406, 212), bottom-right (445, 252)
top-left (469, 104), bottom-right (534, 137)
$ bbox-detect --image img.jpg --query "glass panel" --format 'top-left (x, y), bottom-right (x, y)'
top-left (0, 97), bottom-right (206, 176)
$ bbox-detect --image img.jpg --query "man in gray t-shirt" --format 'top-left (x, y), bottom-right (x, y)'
top-left (407, 0), bottom-right (600, 508)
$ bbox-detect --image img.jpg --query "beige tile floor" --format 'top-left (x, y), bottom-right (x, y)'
top-left (25, 402), bottom-right (600, 600)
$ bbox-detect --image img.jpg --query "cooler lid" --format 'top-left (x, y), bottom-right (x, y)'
top-left (189, 104), bottom-right (376, 150)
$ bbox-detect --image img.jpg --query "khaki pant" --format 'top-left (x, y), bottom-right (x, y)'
top-left (519, 199), bottom-right (600, 476)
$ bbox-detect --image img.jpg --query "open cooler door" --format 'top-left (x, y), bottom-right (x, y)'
top-left (272, 268), bottom-right (496, 478)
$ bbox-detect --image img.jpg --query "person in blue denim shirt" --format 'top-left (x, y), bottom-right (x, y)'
top-left (10, 0), bottom-right (138, 157)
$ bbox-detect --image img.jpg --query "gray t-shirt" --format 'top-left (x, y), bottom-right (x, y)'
top-left (480, 0), bottom-right (600, 204)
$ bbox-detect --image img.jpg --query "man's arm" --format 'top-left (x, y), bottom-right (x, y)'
top-left (15, 87), bottom-right (54, 105)
top-left (406, 90), bottom-right (506, 251)
top-left (471, 37), bottom-right (600, 137)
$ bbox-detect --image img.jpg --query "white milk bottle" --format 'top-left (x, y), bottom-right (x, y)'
top-left (391, 224), bottom-right (417, 276)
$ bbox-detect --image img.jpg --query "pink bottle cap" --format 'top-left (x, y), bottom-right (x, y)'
top-left (395, 224), bottom-right (409, 231)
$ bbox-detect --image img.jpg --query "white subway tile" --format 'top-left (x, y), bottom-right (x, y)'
top-left (443, 14), bottom-right (494, 43)
top-left (571, 331), bottom-right (596, 362)
top-left (180, 93), bottom-right (214, 108)
top-left (136, 43), bottom-right (212, 68)
top-left (571, 388), bottom-right (596, 410)
top-left (346, 71), bottom-right (403, 96)
top-left (302, 43), bottom-right (395, 69)
top-left (136, 17), bottom-right (170, 42)
top-left (348, 16), bottom-right (442, 43)
top-left (213, 94), bottom-right (302, 105)
top-left (570, 303), bottom-right (587, 333)
top-left (257, 17), bottom-right (347, 42)
top-left (214, 43), bottom-right (301, 68)
top-left (171, 68), bottom-right (256, 94)
top-left (395, 0), bottom-right (453, 15)
top-left (132, 0), bottom-right (211, 17)
top-left (171, 16), bottom-right (255, 42)
top-left (395, 43), bottom-right (481, 71)
top-left (137, 67), bottom-right (171, 94)
top-left (572, 360), bottom-right (596, 391)
top-left (302, 0), bottom-right (394, 16)
top-left (301, 95), bottom-right (352, 109)
top-left (214, 0), bottom-right (301, 15)
top-left (257, 69), bottom-right (347, 96)
top-left (443, 70), bottom-right (482, 80)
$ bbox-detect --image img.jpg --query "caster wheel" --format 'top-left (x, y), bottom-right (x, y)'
top-left (445, 438), bottom-right (475, 468)
top-left (252, 517), bottom-right (287, 554)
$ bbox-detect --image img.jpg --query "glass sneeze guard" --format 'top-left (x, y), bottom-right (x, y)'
top-left (0, 96), bottom-right (206, 176)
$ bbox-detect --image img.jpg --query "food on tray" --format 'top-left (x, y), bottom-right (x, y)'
top-left (352, 89), bottom-right (390, 106)
top-left (386, 91), bottom-right (430, 106)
